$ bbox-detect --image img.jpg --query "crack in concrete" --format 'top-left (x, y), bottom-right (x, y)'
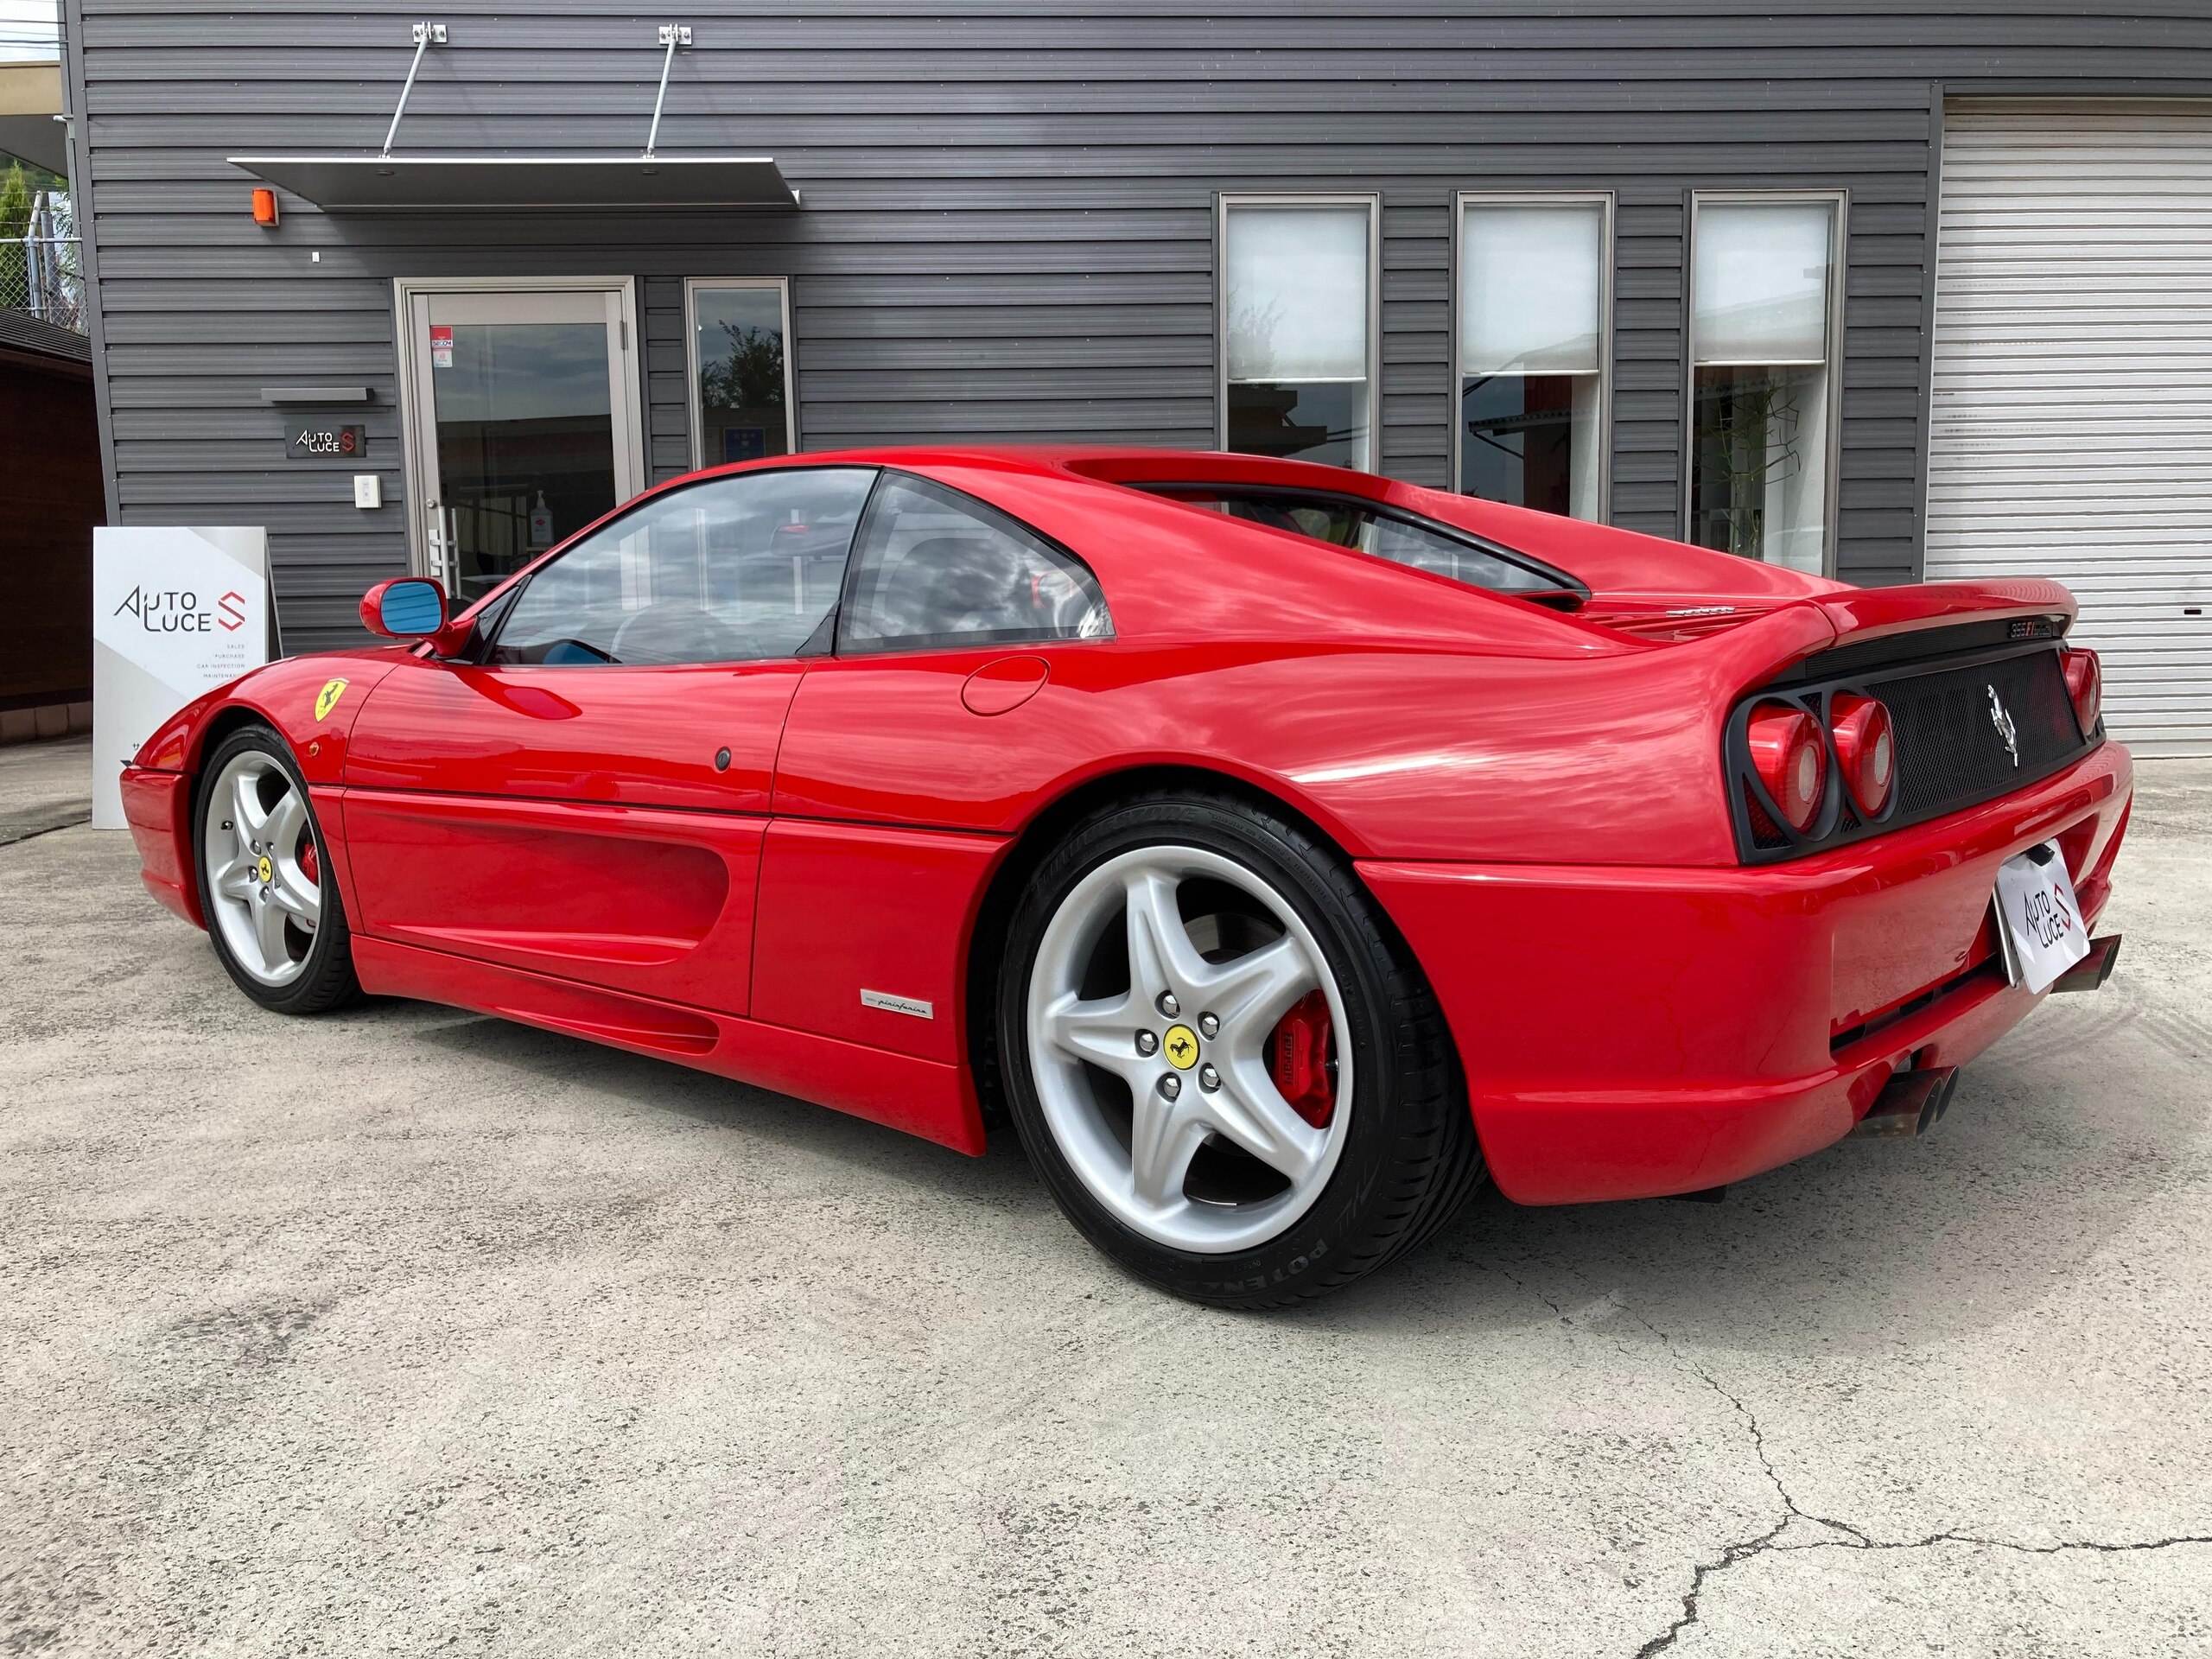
top-left (1608, 1295), bottom-right (1873, 1656)
top-left (1630, 1517), bottom-right (1790, 1659)
top-left (1503, 1260), bottom-right (2212, 1656)
top-left (1807, 1531), bottom-right (2212, 1557)
top-left (1479, 1255), bottom-right (1567, 1322)
top-left (1633, 1527), bottom-right (2212, 1659)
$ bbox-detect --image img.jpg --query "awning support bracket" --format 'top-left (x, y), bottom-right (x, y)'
top-left (645, 24), bottom-right (692, 160)
top-left (382, 21), bottom-right (448, 158)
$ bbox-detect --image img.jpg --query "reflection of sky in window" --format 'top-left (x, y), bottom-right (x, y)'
top-left (432, 324), bottom-right (613, 423)
top-left (0, 2), bottom-right (60, 64)
top-left (695, 288), bottom-right (783, 378)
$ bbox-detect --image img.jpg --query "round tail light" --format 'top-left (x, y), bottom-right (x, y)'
top-left (2062, 647), bottom-right (2101, 735)
top-left (1746, 701), bottom-right (1827, 832)
top-left (1827, 693), bottom-right (1896, 817)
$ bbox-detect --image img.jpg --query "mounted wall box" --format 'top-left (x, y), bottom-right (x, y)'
top-left (251, 187), bottom-right (278, 226)
top-left (353, 475), bottom-right (382, 509)
top-left (259, 387), bottom-right (371, 405)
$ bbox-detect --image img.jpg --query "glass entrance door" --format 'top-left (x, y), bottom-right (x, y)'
top-left (400, 284), bottom-right (645, 604)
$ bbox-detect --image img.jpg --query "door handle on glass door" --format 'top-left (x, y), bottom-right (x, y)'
top-left (425, 502), bottom-right (446, 587)
top-left (426, 504), bottom-right (459, 588)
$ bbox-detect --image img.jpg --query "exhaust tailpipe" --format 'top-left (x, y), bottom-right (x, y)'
top-left (1851, 1065), bottom-right (1959, 1139)
top-left (2052, 933), bottom-right (2122, 995)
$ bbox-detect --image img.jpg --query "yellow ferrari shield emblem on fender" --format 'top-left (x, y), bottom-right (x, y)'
top-left (315, 677), bottom-right (349, 721)
top-left (1162, 1023), bottom-right (1200, 1070)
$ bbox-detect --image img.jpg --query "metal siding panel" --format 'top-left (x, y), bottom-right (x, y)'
top-left (71, 3), bottom-right (2208, 651)
top-left (1928, 99), bottom-right (2212, 754)
top-left (642, 273), bottom-right (690, 480)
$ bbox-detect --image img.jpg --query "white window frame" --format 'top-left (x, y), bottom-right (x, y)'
top-left (684, 276), bottom-right (798, 471)
top-left (1216, 193), bottom-right (1384, 472)
top-left (1683, 189), bottom-right (1849, 575)
top-left (1451, 189), bottom-right (1615, 518)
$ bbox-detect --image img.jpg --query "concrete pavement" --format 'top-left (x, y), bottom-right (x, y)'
top-left (0, 736), bottom-right (91, 846)
top-left (1, 758), bottom-right (2207, 1656)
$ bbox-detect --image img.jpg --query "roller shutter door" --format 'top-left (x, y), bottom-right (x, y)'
top-left (1928, 100), bottom-right (2212, 757)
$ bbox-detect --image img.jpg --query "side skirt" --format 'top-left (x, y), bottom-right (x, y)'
top-left (351, 936), bottom-right (987, 1155)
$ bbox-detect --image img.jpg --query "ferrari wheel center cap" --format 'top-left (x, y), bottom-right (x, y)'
top-left (1162, 1023), bottom-right (1200, 1070)
top-left (255, 855), bottom-right (274, 885)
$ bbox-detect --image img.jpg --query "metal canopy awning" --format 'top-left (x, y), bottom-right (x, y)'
top-left (226, 154), bottom-right (798, 212)
top-left (230, 21), bottom-right (798, 213)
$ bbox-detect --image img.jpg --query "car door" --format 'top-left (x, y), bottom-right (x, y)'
top-left (753, 469), bottom-right (1116, 1059)
top-left (341, 465), bottom-right (878, 1016)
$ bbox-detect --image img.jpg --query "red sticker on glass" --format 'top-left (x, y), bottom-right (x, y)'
top-left (429, 324), bottom-right (453, 368)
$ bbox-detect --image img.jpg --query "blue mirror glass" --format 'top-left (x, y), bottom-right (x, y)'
top-left (378, 579), bottom-right (446, 636)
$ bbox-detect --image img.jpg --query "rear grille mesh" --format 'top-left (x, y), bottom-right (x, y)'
top-left (1874, 650), bottom-right (2082, 819)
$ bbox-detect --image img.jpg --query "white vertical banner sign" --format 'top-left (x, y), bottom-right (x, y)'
top-left (91, 527), bottom-right (274, 829)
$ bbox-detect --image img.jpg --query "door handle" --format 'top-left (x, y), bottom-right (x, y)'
top-left (425, 503), bottom-right (458, 587)
top-left (424, 501), bottom-right (445, 585)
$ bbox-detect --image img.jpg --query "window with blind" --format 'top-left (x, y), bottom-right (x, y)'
top-left (1219, 197), bottom-right (1379, 472)
top-left (1456, 196), bottom-right (1611, 520)
top-left (1688, 196), bottom-right (1844, 575)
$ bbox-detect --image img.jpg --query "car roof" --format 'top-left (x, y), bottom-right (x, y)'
top-left (499, 445), bottom-right (1837, 656)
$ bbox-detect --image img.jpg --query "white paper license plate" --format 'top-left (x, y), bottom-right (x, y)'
top-left (1992, 840), bottom-right (2092, 995)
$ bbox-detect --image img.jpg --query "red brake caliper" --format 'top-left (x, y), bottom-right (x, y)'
top-left (1269, 990), bottom-right (1335, 1128)
top-left (298, 837), bottom-right (319, 887)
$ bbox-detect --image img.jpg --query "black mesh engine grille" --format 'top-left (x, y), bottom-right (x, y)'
top-left (1873, 650), bottom-right (2082, 819)
top-left (1726, 639), bottom-right (2095, 865)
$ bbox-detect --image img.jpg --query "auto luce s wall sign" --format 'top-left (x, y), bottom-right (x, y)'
top-left (286, 416), bottom-right (366, 461)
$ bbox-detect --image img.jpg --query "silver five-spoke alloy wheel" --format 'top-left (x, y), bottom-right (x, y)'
top-left (1025, 845), bottom-right (1353, 1254)
top-left (201, 749), bottom-right (321, 988)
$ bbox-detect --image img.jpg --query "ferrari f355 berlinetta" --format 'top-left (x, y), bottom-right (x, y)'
top-left (122, 447), bottom-right (2129, 1305)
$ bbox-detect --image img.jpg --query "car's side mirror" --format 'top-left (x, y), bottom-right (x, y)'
top-left (362, 577), bottom-right (477, 658)
top-left (361, 576), bottom-right (448, 639)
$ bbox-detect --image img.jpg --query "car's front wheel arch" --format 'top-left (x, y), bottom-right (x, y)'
top-left (189, 721), bottom-right (363, 1015)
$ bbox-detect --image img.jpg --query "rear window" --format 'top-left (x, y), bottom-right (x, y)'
top-left (1141, 484), bottom-right (1586, 607)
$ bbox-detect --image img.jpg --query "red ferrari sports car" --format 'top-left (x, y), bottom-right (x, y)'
top-left (121, 446), bottom-right (2130, 1306)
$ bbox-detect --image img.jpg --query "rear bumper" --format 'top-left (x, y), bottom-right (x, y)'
top-left (1359, 741), bottom-right (2133, 1205)
top-left (121, 766), bottom-right (200, 926)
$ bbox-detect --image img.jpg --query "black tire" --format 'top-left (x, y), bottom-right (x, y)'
top-left (998, 790), bottom-right (1484, 1308)
top-left (191, 725), bottom-right (363, 1014)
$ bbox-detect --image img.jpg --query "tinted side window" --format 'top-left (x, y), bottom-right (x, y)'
top-left (1150, 486), bottom-right (1580, 600)
top-left (487, 466), bottom-right (878, 666)
top-left (838, 474), bottom-right (1113, 653)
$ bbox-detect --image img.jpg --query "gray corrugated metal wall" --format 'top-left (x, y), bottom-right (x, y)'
top-left (60, 2), bottom-right (2212, 650)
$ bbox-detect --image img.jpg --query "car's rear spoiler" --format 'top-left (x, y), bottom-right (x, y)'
top-left (1681, 577), bottom-right (2082, 708)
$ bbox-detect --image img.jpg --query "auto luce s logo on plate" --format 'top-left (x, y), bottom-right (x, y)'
top-left (1986, 684), bottom-right (2019, 766)
top-left (110, 587), bottom-right (249, 634)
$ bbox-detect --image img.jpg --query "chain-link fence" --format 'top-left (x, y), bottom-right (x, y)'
top-left (1, 191), bottom-right (85, 334)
